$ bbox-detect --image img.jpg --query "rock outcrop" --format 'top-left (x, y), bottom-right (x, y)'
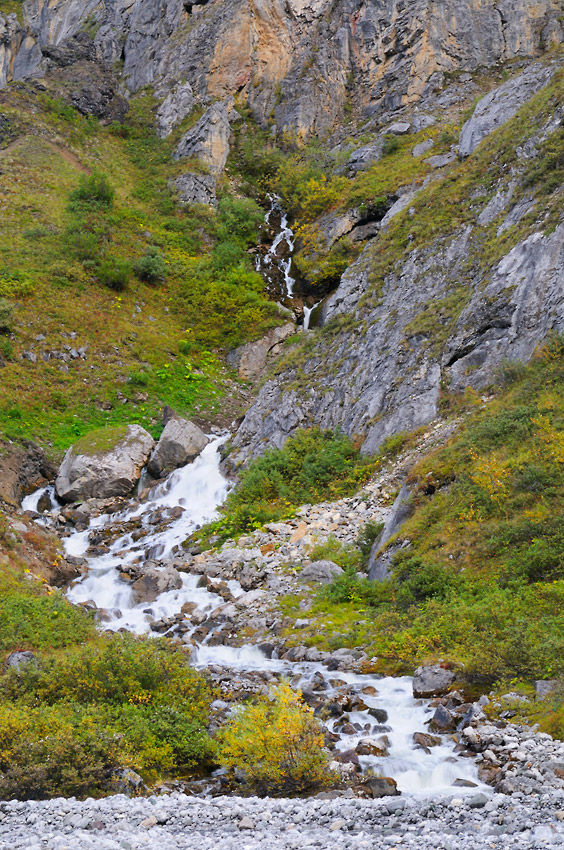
top-left (147, 417), bottom-right (209, 479)
top-left (55, 425), bottom-right (155, 503)
top-left (1, 0), bottom-right (562, 139)
top-left (171, 172), bottom-right (217, 207)
top-left (227, 323), bottom-right (296, 380)
top-left (175, 101), bottom-right (235, 174)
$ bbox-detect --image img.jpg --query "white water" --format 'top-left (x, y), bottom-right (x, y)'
top-left (261, 195), bottom-right (296, 297)
top-left (22, 439), bottom-right (484, 797)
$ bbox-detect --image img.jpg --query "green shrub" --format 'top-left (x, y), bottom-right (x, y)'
top-left (0, 592), bottom-right (96, 652)
top-left (308, 536), bottom-right (361, 570)
top-left (0, 298), bottom-right (13, 333)
top-left (68, 171), bottom-right (115, 211)
top-left (356, 520), bottom-right (384, 564)
top-left (382, 134), bottom-right (400, 156)
top-left (217, 681), bottom-right (331, 795)
top-left (134, 248), bottom-right (166, 284)
top-left (97, 255), bottom-right (131, 291)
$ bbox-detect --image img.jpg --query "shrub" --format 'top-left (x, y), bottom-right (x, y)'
top-left (0, 592), bottom-right (96, 652)
top-left (0, 298), bottom-right (13, 333)
top-left (217, 681), bottom-right (330, 795)
top-left (134, 249), bottom-right (166, 284)
top-left (97, 255), bottom-right (131, 291)
top-left (68, 172), bottom-right (115, 211)
top-left (382, 134), bottom-right (400, 156)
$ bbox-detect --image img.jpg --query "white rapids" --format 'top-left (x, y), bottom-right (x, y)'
top-left (23, 438), bottom-right (485, 798)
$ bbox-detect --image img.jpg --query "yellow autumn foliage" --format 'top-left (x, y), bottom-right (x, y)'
top-left (217, 681), bottom-right (332, 795)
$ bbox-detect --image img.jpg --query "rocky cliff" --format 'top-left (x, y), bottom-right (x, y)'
top-left (1, 0), bottom-right (562, 137)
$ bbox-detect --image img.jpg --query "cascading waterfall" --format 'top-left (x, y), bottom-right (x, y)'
top-left (23, 442), bottom-right (484, 798)
top-left (259, 195), bottom-right (321, 327)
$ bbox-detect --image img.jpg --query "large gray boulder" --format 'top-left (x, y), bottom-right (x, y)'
top-left (131, 565), bottom-right (183, 604)
top-left (459, 63), bottom-right (555, 157)
top-left (412, 664), bottom-right (455, 698)
top-left (171, 172), bottom-right (217, 207)
top-left (299, 560), bottom-right (344, 584)
top-left (147, 417), bottom-right (209, 479)
top-left (156, 82), bottom-right (194, 138)
top-left (175, 101), bottom-right (235, 174)
top-left (55, 425), bottom-right (155, 503)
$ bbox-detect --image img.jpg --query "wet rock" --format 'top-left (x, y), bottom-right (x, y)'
top-left (413, 731), bottom-right (442, 750)
top-left (368, 707), bottom-right (388, 723)
top-left (37, 490), bottom-right (52, 512)
top-left (356, 738), bottom-right (389, 757)
top-left (55, 425), bottom-right (155, 503)
top-left (429, 704), bottom-right (456, 732)
top-left (147, 416), bottom-right (209, 478)
top-left (412, 664), bottom-right (455, 698)
top-left (359, 776), bottom-right (400, 797)
top-left (131, 565), bottom-right (183, 604)
top-left (299, 560), bottom-right (344, 584)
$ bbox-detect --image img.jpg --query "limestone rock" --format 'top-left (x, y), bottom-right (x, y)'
top-left (299, 560), bottom-right (344, 584)
top-left (171, 172), bottom-right (217, 207)
top-left (131, 565), bottom-right (183, 604)
top-left (148, 418), bottom-right (209, 479)
top-left (175, 102), bottom-right (235, 174)
top-left (156, 82), bottom-right (194, 138)
top-left (227, 323), bottom-right (296, 380)
top-left (459, 63), bottom-right (556, 157)
top-left (55, 425), bottom-right (155, 503)
top-left (412, 664), bottom-right (455, 698)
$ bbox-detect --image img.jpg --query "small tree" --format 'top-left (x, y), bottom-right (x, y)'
top-left (217, 681), bottom-right (331, 795)
top-left (0, 298), bottom-right (13, 333)
top-left (134, 249), bottom-right (166, 285)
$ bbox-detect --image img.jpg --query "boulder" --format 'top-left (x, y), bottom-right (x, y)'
top-left (227, 323), bottom-right (296, 380)
top-left (359, 776), bottom-right (400, 797)
top-left (131, 565), bottom-right (183, 604)
top-left (156, 82), bottom-right (194, 138)
top-left (535, 679), bottom-right (562, 699)
top-left (5, 651), bottom-right (37, 670)
top-left (459, 63), bottom-right (555, 157)
top-left (412, 664), bottom-right (455, 698)
top-left (55, 425), bottom-right (155, 503)
top-left (171, 172), bottom-right (217, 207)
top-left (429, 704), bottom-right (456, 732)
top-left (175, 101), bottom-right (236, 174)
top-left (413, 731), bottom-right (441, 749)
top-left (147, 417), bottom-right (209, 479)
top-left (299, 560), bottom-right (344, 584)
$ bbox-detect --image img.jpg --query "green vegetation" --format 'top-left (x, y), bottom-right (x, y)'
top-left (217, 681), bottom-right (330, 795)
top-left (0, 85), bottom-right (281, 452)
top-left (284, 338), bottom-right (564, 686)
top-left (70, 424), bottom-right (129, 456)
top-left (194, 428), bottom-right (378, 545)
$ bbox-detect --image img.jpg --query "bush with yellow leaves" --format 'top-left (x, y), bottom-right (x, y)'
top-left (217, 681), bottom-right (332, 796)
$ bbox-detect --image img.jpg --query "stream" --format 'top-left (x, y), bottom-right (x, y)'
top-left (258, 196), bottom-right (320, 329)
top-left (23, 440), bottom-right (484, 798)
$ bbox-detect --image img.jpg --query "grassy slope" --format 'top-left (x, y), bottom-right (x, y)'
top-left (279, 340), bottom-right (564, 688)
top-left (0, 85), bottom-right (282, 453)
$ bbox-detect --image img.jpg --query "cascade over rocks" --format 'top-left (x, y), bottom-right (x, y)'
top-left (148, 416), bottom-right (209, 479)
top-left (55, 424), bottom-right (155, 503)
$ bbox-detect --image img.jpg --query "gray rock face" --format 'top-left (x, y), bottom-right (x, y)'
top-left (171, 172), bottom-right (217, 207)
top-left (156, 82), bottom-right (194, 138)
top-left (368, 485), bottom-right (413, 581)
top-left (299, 560), bottom-right (344, 584)
top-left (1, 0), bottom-right (562, 140)
top-left (55, 425), bottom-right (155, 503)
top-left (175, 102), bottom-right (234, 174)
top-left (131, 565), bottom-right (183, 603)
top-left (147, 418), bottom-right (209, 479)
top-left (459, 63), bottom-right (556, 157)
top-left (412, 664), bottom-right (455, 698)
top-left (227, 323), bottom-right (296, 380)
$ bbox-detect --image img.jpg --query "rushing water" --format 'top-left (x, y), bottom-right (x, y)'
top-left (22, 440), bottom-right (484, 797)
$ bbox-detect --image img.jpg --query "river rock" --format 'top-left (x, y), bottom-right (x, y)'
top-left (299, 560), bottom-right (344, 584)
top-left (147, 417), bottom-right (209, 478)
top-left (131, 565), bottom-right (183, 603)
top-left (412, 664), bottom-right (455, 698)
top-left (359, 776), bottom-right (400, 797)
top-left (459, 63), bottom-right (555, 157)
top-left (55, 425), bottom-right (155, 503)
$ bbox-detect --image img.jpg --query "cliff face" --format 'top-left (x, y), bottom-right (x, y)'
top-left (1, 0), bottom-right (562, 136)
